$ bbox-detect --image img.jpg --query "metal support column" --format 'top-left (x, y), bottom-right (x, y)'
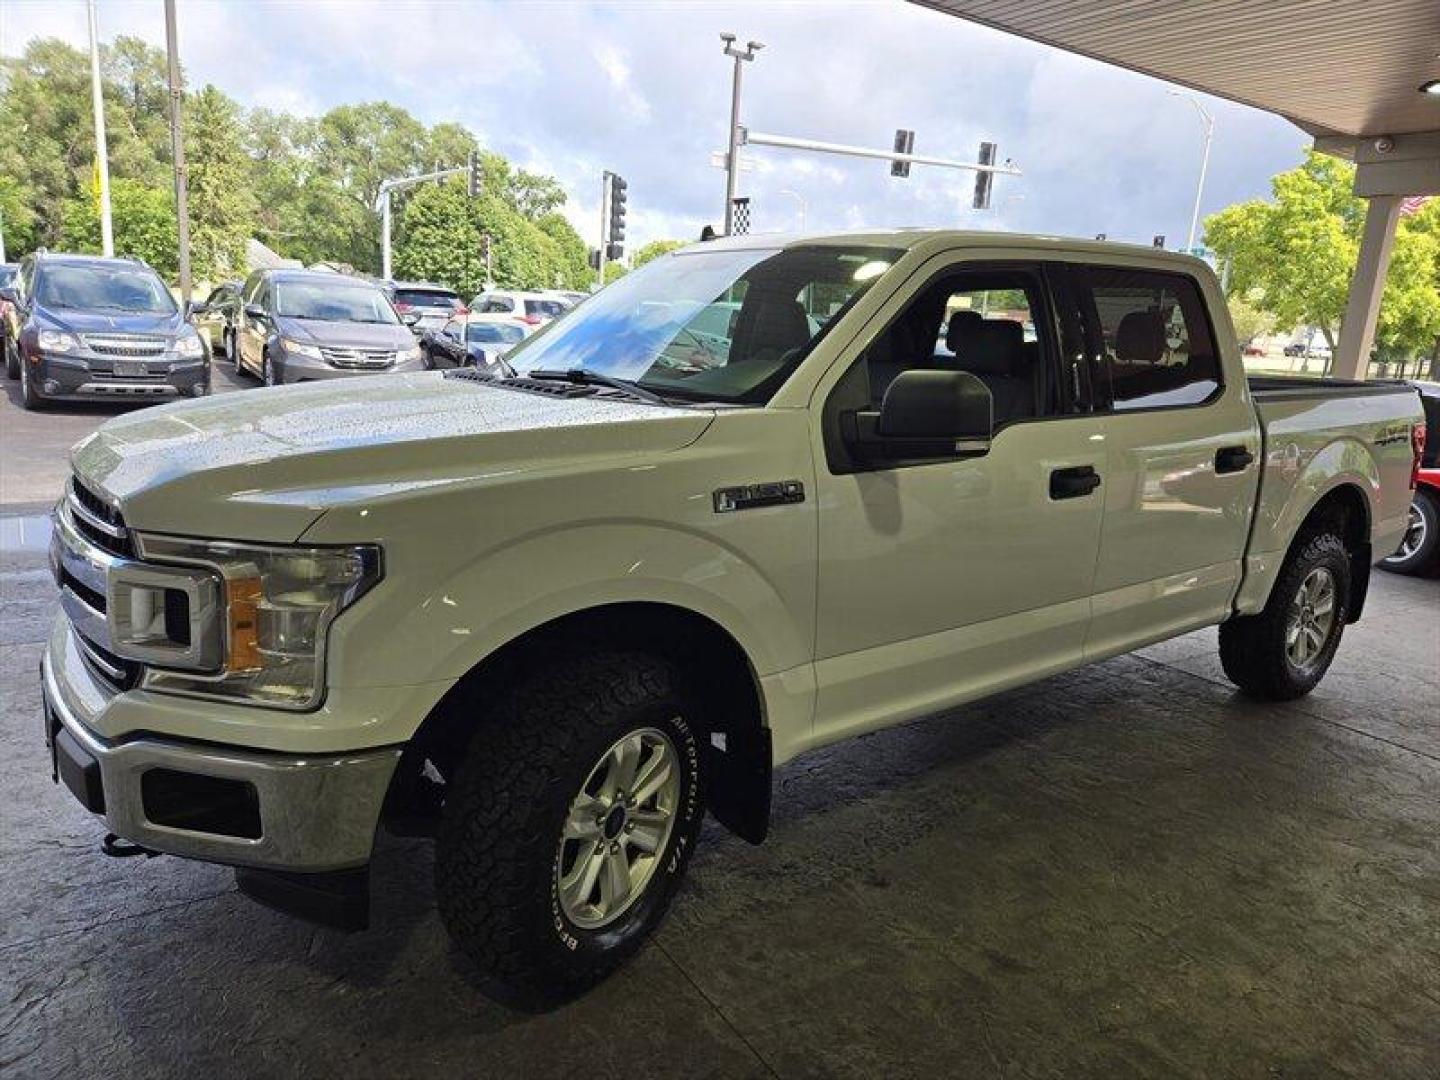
top-left (1334, 194), bottom-right (1403, 380)
top-left (163, 0), bottom-right (191, 304)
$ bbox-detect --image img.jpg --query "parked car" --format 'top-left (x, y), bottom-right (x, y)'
top-left (1242, 341), bottom-right (1265, 357)
top-left (39, 231), bottom-right (1423, 1008)
top-left (0, 262), bottom-right (18, 379)
top-left (1283, 342), bottom-right (1307, 358)
top-left (385, 281), bottom-right (465, 335)
top-left (1380, 380), bottom-right (1439, 575)
top-left (470, 288), bottom-right (568, 328)
top-left (233, 268), bottom-right (424, 385)
top-left (543, 289), bottom-right (587, 307)
top-left (419, 314), bottom-right (528, 370)
top-left (0, 252), bottom-right (209, 409)
top-left (191, 279), bottom-right (242, 359)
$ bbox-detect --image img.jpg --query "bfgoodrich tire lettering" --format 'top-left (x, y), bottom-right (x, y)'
top-left (1219, 529), bottom-right (1350, 700)
top-left (434, 651), bottom-right (705, 1009)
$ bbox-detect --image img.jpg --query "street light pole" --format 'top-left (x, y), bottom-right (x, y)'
top-left (778, 188), bottom-right (807, 230)
top-left (163, 0), bottom-right (191, 304)
top-left (1170, 90), bottom-right (1215, 253)
top-left (381, 189), bottom-right (392, 279)
top-left (87, 0), bottom-right (114, 257)
top-left (720, 34), bottom-right (762, 236)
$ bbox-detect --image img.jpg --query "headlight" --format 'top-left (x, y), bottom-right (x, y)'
top-left (398, 344), bottom-right (422, 363)
top-left (127, 535), bottom-right (382, 710)
top-left (174, 328), bottom-right (205, 359)
top-left (38, 329), bottom-right (80, 353)
top-left (282, 338), bottom-right (324, 361)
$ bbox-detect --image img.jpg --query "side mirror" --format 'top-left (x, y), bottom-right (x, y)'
top-left (244, 303), bottom-right (265, 320)
top-left (401, 312), bottom-right (421, 328)
top-left (844, 370), bottom-right (993, 461)
top-left (184, 300), bottom-right (205, 319)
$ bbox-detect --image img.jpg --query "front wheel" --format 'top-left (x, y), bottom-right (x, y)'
top-left (1380, 489), bottom-right (1438, 576)
top-left (4, 336), bottom-right (18, 380)
top-left (435, 652), bottom-right (705, 1009)
top-left (261, 350), bottom-right (279, 386)
top-left (1220, 530), bottom-right (1350, 700)
top-left (19, 353), bottom-right (46, 410)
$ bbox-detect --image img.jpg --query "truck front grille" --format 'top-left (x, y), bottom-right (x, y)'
top-left (68, 476), bottom-right (133, 558)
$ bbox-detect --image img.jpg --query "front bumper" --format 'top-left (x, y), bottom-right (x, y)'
top-left (41, 625), bottom-right (401, 873)
top-left (31, 352), bottom-right (209, 401)
top-left (272, 348), bottom-right (425, 383)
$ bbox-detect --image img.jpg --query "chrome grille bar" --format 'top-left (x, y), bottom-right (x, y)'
top-left (67, 478), bottom-right (127, 540)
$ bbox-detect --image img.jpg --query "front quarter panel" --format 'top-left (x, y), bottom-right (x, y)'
top-left (300, 408), bottom-right (819, 748)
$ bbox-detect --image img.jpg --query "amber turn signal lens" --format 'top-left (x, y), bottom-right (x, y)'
top-left (226, 576), bottom-right (264, 672)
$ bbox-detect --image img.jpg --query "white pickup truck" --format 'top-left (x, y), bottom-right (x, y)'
top-left (41, 231), bottom-right (1424, 1006)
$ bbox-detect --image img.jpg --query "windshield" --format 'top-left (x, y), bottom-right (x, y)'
top-left (507, 244), bottom-right (901, 404)
top-left (395, 289), bottom-right (459, 310)
top-left (36, 263), bottom-right (176, 315)
top-left (467, 322), bottom-right (526, 344)
top-left (275, 281), bottom-right (399, 324)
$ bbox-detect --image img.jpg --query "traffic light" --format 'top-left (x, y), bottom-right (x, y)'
top-left (467, 150), bottom-right (481, 198)
top-left (607, 173), bottom-right (628, 255)
top-left (971, 141), bottom-right (996, 210)
top-left (606, 242), bottom-right (624, 262)
top-left (890, 129), bottom-right (915, 178)
top-left (588, 249), bottom-right (601, 271)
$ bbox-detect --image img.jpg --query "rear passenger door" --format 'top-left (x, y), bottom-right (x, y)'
top-left (1062, 263), bottom-right (1261, 659)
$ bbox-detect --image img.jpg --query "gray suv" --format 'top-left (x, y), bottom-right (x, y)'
top-left (234, 269), bottom-right (424, 385)
top-left (1, 253), bottom-right (209, 410)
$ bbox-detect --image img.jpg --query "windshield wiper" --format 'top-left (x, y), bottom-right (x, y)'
top-left (525, 368), bottom-right (671, 406)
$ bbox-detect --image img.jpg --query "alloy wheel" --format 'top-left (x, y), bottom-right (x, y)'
top-left (555, 727), bottom-right (681, 930)
top-left (1387, 501), bottom-right (1427, 564)
top-left (1285, 567), bottom-right (1337, 671)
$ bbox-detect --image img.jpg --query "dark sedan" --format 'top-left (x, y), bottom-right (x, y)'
top-left (420, 315), bottom-right (528, 371)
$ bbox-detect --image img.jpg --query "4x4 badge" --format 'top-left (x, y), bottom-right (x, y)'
top-left (713, 481), bottom-right (805, 513)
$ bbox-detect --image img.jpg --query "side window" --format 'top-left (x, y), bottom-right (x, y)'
top-left (1076, 267), bottom-right (1220, 411)
top-left (481, 295), bottom-right (513, 313)
top-left (853, 267), bottom-right (1060, 426)
top-left (242, 274), bottom-right (262, 305)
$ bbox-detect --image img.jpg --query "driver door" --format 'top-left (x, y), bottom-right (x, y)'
top-left (811, 257), bottom-right (1107, 744)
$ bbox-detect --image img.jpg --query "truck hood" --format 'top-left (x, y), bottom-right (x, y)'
top-left (71, 372), bottom-right (714, 542)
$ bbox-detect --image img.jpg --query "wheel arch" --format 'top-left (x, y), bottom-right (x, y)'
top-left (391, 601), bottom-right (774, 844)
top-left (1241, 479), bottom-right (1373, 623)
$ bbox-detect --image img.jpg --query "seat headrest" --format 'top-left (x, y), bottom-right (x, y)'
top-left (735, 295), bottom-right (810, 363)
top-left (945, 310), bottom-right (983, 353)
top-left (951, 317), bottom-right (1024, 376)
top-left (1116, 310), bottom-right (1167, 365)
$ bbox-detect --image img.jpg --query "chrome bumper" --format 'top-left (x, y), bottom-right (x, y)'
top-left (41, 635), bottom-right (401, 872)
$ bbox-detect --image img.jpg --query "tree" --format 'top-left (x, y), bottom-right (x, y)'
top-left (632, 239), bottom-right (685, 268)
top-left (1227, 294), bottom-right (1275, 346)
top-left (1205, 150), bottom-right (1440, 368)
top-left (60, 178), bottom-right (178, 277)
top-left (186, 85), bottom-right (255, 281)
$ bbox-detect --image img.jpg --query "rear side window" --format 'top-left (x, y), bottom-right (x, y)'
top-left (479, 295), bottom-right (514, 313)
top-left (395, 289), bottom-right (459, 310)
top-left (524, 299), bottom-right (566, 319)
top-left (1075, 267), bottom-right (1220, 411)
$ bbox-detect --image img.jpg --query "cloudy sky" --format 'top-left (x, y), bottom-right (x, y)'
top-left (2, 0), bottom-right (1311, 254)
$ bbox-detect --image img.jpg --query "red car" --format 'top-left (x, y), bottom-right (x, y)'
top-left (1381, 380), bottom-right (1439, 575)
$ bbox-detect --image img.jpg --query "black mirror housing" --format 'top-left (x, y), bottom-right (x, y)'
top-left (243, 303), bottom-right (265, 319)
top-left (843, 369), bottom-right (993, 464)
top-left (879, 369), bottom-right (992, 440)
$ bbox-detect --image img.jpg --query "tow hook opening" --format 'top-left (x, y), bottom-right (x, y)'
top-left (101, 833), bottom-right (163, 859)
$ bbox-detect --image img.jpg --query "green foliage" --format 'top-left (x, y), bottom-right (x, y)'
top-left (187, 85), bottom-right (255, 281)
top-left (1204, 150), bottom-right (1440, 361)
top-left (632, 239), bottom-right (685, 268)
top-left (1227, 294), bottom-right (1276, 344)
top-left (60, 178), bottom-right (178, 277)
top-left (1, 41), bottom-right (588, 288)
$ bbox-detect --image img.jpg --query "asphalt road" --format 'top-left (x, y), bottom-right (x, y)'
top-left (0, 352), bottom-right (251, 511)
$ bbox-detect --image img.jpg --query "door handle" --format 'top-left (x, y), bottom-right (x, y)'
top-left (1215, 446), bottom-right (1254, 474)
top-left (1050, 465), bottom-right (1101, 500)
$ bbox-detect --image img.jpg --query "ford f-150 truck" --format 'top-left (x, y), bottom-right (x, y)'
top-left (40, 232), bottom-right (1425, 1007)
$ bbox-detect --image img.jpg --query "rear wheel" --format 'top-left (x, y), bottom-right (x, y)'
top-left (435, 651), bottom-right (705, 1009)
top-left (1380, 489), bottom-right (1438, 576)
top-left (1220, 529), bottom-right (1350, 700)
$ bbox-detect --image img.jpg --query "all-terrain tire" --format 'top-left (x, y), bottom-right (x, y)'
top-left (435, 651), bottom-right (706, 1010)
top-left (1219, 529), bottom-right (1350, 700)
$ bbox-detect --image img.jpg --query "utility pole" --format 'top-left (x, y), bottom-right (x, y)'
top-left (1169, 90), bottom-right (1215, 253)
top-left (720, 33), bottom-right (763, 235)
top-left (381, 190), bottom-right (393, 279)
top-left (87, 0), bottom-right (114, 257)
top-left (163, 0), bottom-right (191, 303)
top-left (374, 164), bottom-right (470, 279)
